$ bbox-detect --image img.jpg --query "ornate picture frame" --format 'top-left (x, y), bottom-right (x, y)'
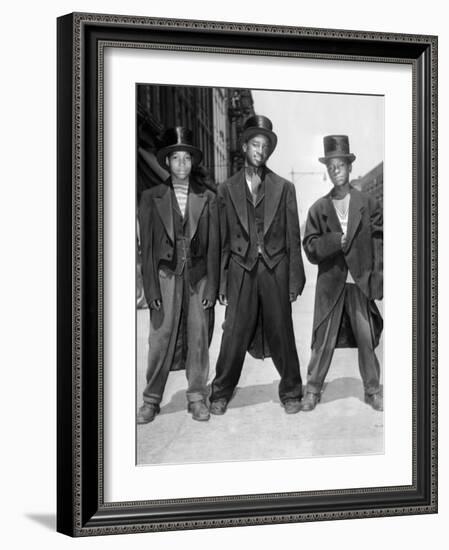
top-left (57, 12), bottom-right (437, 536)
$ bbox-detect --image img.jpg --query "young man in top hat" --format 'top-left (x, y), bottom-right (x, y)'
top-left (301, 135), bottom-right (384, 412)
top-left (209, 115), bottom-right (306, 415)
top-left (137, 127), bottom-right (219, 423)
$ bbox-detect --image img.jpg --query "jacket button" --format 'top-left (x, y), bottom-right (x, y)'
top-left (236, 233), bottom-right (241, 238)
top-left (237, 247), bottom-right (242, 252)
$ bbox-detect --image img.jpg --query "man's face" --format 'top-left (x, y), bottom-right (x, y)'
top-left (243, 134), bottom-right (271, 168)
top-left (167, 150), bottom-right (192, 180)
top-left (326, 158), bottom-right (352, 187)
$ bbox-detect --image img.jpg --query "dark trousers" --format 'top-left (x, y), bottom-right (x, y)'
top-left (211, 256), bottom-right (302, 404)
top-left (143, 270), bottom-right (210, 405)
top-left (306, 283), bottom-right (381, 396)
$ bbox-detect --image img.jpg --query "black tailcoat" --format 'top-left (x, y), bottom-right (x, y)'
top-left (218, 167), bottom-right (305, 300)
top-left (303, 187), bottom-right (383, 349)
top-left (218, 167), bottom-right (306, 358)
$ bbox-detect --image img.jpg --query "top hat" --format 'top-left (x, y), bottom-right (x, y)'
top-left (156, 127), bottom-right (203, 168)
top-left (239, 115), bottom-right (278, 153)
top-left (318, 135), bottom-right (356, 164)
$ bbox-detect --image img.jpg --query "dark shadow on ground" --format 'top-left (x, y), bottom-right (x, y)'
top-left (159, 389), bottom-right (189, 415)
top-left (25, 513), bottom-right (56, 531)
top-left (320, 377), bottom-right (383, 404)
top-left (228, 381), bottom-right (279, 409)
top-left (157, 379), bottom-right (383, 414)
top-left (159, 381), bottom-right (279, 415)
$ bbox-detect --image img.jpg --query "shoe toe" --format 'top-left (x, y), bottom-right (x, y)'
top-left (283, 399), bottom-right (301, 414)
top-left (136, 404), bottom-right (159, 424)
top-left (188, 401), bottom-right (210, 421)
top-left (365, 394), bottom-right (383, 411)
top-left (300, 393), bottom-right (319, 411)
top-left (210, 399), bottom-right (228, 415)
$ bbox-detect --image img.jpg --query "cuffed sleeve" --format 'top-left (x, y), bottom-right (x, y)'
top-left (217, 184), bottom-right (230, 298)
top-left (369, 197), bottom-right (383, 300)
top-left (138, 192), bottom-right (162, 305)
top-left (286, 182), bottom-right (306, 298)
top-left (303, 204), bottom-right (343, 264)
top-left (203, 192), bottom-right (220, 303)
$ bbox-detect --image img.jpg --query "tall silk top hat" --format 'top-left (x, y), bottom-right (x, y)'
top-left (156, 127), bottom-right (203, 168)
top-left (318, 135), bottom-right (356, 164)
top-left (240, 115), bottom-right (278, 153)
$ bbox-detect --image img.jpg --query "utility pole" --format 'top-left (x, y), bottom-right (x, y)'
top-left (290, 169), bottom-right (326, 183)
top-left (289, 169), bottom-right (327, 219)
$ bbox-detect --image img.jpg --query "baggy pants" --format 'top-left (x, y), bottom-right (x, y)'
top-left (211, 255), bottom-right (302, 404)
top-left (142, 269), bottom-right (210, 405)
top-left (306, 283), bottom-right (381, 396)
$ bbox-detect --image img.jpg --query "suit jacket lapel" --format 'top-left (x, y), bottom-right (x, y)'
top-left (187, 189), bottom-right (207, 239)
top-left (345, 188), bottom-right (364, 248)
top-left (255, 178), bottom-right (265, 207)
top-left (228, 169), bottom-right (249, 235)
top-left (153, 185), bottom-right (174, 243)
top-left (324, 193), bottom-right (343, 233)
top-left (264, 171), bottom-right (283, 235)
top-left (244, 174), bottom-right (265, 207)
top-left (173, 194), bottom-right (182, 219)
top-left (166, 177), bottom-right (183, 221)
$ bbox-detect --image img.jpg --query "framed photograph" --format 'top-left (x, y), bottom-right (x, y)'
top-left (57, 12), bottom-right (437, 536)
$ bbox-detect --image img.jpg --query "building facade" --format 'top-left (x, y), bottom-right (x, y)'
top-left (137, 85), bottom-right (255, 197)
top-left (352, 162), bottom-right (384, 207)
top-left (212, 87), bottom-right (229, 185)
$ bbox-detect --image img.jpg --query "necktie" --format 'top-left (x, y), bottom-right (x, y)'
top-left (246, 168), bottom-right (262, 204)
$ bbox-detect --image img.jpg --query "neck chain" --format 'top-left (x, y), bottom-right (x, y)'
top-left (333, 195), bottom-right (350, 218)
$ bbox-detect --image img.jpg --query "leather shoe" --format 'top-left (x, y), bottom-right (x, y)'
top-left (300, 392), bottom-right (320, 412)
top-left (188, 400), bottom-right (210, 421)
top-left (136, 403), bottom-right (160, 424)
top-left (283, 399), bottom-right (301, 414)
top-left (210, 398), bottom-right (228, 415)
top-left (365, 393), bottom-right (383, 411)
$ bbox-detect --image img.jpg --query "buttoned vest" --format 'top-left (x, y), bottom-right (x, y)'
top-left (159, 191), bottom-right (190, 276)
top-left (236, 180), bottom-right (271, 271)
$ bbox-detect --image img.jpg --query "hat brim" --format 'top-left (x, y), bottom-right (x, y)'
top-left (319, 153), bottom-right (356, 164)
top-left (239, 128), bottom-right (278, 154)
top-left (157, 144), bottom-right (203, 169)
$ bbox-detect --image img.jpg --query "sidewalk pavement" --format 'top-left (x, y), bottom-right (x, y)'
top-left (136, 271), bottom-right (384, 466)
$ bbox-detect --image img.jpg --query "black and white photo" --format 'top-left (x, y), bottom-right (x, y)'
top-left (135, 84), bottom-right (385, 465)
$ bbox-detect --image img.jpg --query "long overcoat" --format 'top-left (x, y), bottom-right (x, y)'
top-left (218, 167), bottom-right (306, 358)
top-left (303, 187), bottom-right (383, 349)
top-left (138, 177), bottom-right (219, 368)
